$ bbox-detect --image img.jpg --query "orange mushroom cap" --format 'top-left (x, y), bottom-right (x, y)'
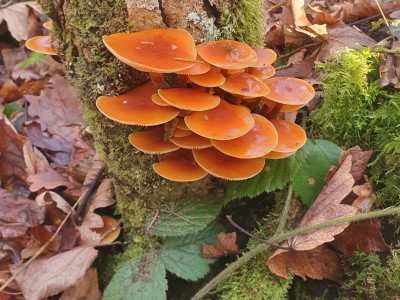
top-left (153, 149), bottom-right (208, 182)
top-left (211, 114), bottom-right (278, 159)
top-left (158, 88), bottom-right (220, 111)
top-left (251, 47), bottom-right (277, 68)
top-left (269, 119), bottom-right (307, 152)
top-left (176, 56), bottom-right (210, 75)
top-left (103, 28), bottom-right (197, 73)
top-left (261, 98), bottom-right (304, 112)
top-left (43, 21), bottom-right (52, 30)
top-left (197, 40), bottom-right (257, 70)
top-left (263, 150), bottom-right (296, 159)
top-left (193, 147), bottom-right (265, 180)
top-left (92, 216), bottom-right (121, 244)
top-left (173, 127), bottom-right (193, 138)
top-left (176, 118), bottom-right (190, 131)
top-left (171, 133), bottom-right (212, 149)
top-left (263, 77), bottom-right (315, 105)
top-left (251, 65), bottom-right (275, 80)
top-left (25, 36), bottom-right (56, 55)
top-left (151, 93), bottom-right (169, 106)
top-left (219, 72), bottom-right (270, 98)
top-left (128, 127), bottom-right (179, 154)
top-left (96, 82), bottom-right (180, 125)
top-left (184, 99), bottom-right (255, 140)
top-left (188, 67), bottom-right (226, 87)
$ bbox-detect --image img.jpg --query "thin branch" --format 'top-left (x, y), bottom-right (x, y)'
top-left (277, 42), bottom-right (322, 60)
top-left (275, 184), bottom-right (293, 235)
top-left (191, 206), bottom-right (400, 300)
top-left (373, 0), bottom-right (395, 40)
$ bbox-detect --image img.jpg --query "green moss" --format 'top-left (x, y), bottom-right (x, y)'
top-left (310, 47), bottom-right (400, 207)
top-left (339, 251), bottom-right (400, 299)
top-left (220, 0), bottom-right (264, 46)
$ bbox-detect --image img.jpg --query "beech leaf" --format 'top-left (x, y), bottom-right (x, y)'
top-left (202, 232), bottom-right (238, 258)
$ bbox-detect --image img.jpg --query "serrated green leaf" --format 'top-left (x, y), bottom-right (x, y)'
top-left (160, 222), bottom-right (223, 281)
top-left (149, 197), bottom-right (223, 237)
top-left (292, 139), bottom-right (342, 207)
top-left (20, 52), bottom-right (44, 68)
top-left (225, 140), bottom-right (314, 203)
top-left (103, 253), bottom-right (167, 300)
top-left (3, 102), bottom-right (23, 119)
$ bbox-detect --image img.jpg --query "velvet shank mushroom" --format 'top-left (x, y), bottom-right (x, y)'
top-left (128, 127), bottom-right (179, 154)
top-left (92, 216), bottom-right (121, 244)
top-left (269, 119), bottom-right (307, 153)
top-left (158, 88), bottom-right (220, 111)
top-left (25, 36), bottom-right (56, 55)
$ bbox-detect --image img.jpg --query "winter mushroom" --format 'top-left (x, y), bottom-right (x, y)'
top-left (251, 47), bottom-right (277, 68)
top-left (263, 150), bottom-right (296, 159)
top-left (128, 127), bottom-right (179, 154)
top-left (96, 82), bottom-right (180, 125)
top-left (158, 88), bottom-right (220, 111)
top-left (187, 67), bottom-right (226, 87)
top-left (92, 216), bottom-right (121, 244)
top-left (184, 99), bottom-right (255, 140)
top-left (269, 119), bottom-right (307, 152)
top-left (251, 65), bottom-right (275, 80)
top-left (211, 114), bottom-right (278, 159)
top-left (25, 36), bottom-right (56, 55)
top-left (192, 147), bottom-right (265, 180)
top-left (171, 133), bottom-right (212, 149)
top-left (153, 148), bottom-right (208, 182)
top-left (43, 21), bottom-right (52, 30)
top-left (220, 72), bottom-right (270, 101)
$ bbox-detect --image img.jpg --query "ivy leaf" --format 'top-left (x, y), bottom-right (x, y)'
top-left (3, 102), bottom-right (23, 119)
top-left (20, 52), bottom-right (44, 68)
top-left (149, 197), bottom-right (223, 237)
top-left (103, 253), bottom-right (167, 300)
top-left (160, 222), bottom-right (223, 281)
top-left (292, 140), bottom-right (342, 207)
top-left (225, 140), bottom-right (314, 203)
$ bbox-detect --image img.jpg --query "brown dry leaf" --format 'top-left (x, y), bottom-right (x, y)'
top-left (380, 41), bottom-right (400, 88)
top-left (308, 5), bottom-right (341, 25)
top-left (35, 191), bottom-right (71, 214)
top-left (0, 113), bottom-right (27, 187)
top-left (349, 0), bottom-right (400, 21)
top-left (60, 268), bottom-right (101, 300)
top-left (0, 2), bottom-right (41, 41)
top-left (10, 246), bottom-right (97, 300)
top-left (0, 189), bottom-right (45, 239)
top-left (203, 232), bottom-right (238, 258)
top-left (267, 245), bottom-right (340, 281)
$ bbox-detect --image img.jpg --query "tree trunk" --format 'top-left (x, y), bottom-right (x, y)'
top-left (36, 0), bottom-right (264, 252)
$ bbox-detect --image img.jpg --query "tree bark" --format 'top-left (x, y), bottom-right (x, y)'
top-left (36, 0), bottom-right (263, 251)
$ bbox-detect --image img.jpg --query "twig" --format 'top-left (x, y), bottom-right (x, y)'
top-left (99, 220), bottom-right (121, 240)
top-left (277, 42), bottom-right (322, 60)
top-left (373, 0), bottom-right (395, 40)
top-left (145, 210), bottom-right (159, 233)
top-left (347, 8), bottom-right (400, 26)
top-left (191, 206), bottom-right (400, 300)
top-left (226, 216), bottom-right (291, 250)
top-left (275, 184), bottom-right (293, 235)
top-left (73, 166), bottom-right (105, 222)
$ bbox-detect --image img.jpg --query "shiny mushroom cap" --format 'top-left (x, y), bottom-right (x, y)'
top-left (103, 28), bottom-right (197, 73)
top-left (92, 216), bottom-right (121, 244)
top-left (269, 119), bottom-right (307, 152)
top-left (184, 99), bottom-right (255, 140)
top-left (219, 72), bottom-right (270, 97)
top-left (193, 147), bottom-right (265, 180)
top-left (251, 47), bottom-right (277, 68)
top-left (171, 133), bottom-right (212, 149)
top-left (153, 149), bottom-right (208, 182)
top-left (197, 40), bottom-right (257, 70)
top-left (262, 98), bottom-right (304, 112)
top-left (43, 21), bottom-right (52, 30)
top-left (188, 67), bottom-right (226, 87)
top-left (128, 127), bottom-right (179, 154)
top-left (25, 36), bottom-right (56, 55)
top-left (96, 82), bottom-right (180, 125)
top-left (175, 56), bottom-right (210, 75)
top-left (263, 150), bottom-right (297, 159)
top-left (263, 77), bottom-right (315, 105)
top-left (158, 88), bottom-right (220, 111)
top-left (211, 114), bottom-right (278, 159)
top-left (252, 65), bottom-right (275, 80)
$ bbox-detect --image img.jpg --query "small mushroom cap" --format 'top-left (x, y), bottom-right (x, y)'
top-left (153, 149), bottom-right (208, 182)
top-left (103, 28), bottom-right (197, 73)
top-left (173, 128), bottom-right (193, 138)
top-left (176, 118), bottom-right (190, 130)
top-left (269, 119), bottom-right (307, 152)
top-left (25, 36), bottom-right (56, 55)
top-left (128, 127), bottom-right (179, 154)
top-left (263, 77), bottom-right (315, 105)
top-left (263, 150), bottom-right (296, 159)
top-left (211, 114), bottom-right (278, 159)
top-left (158, 88), bottom-right (220, 111)
top-left (193, 147), bottom-right (265, 180)
top-left (184, 99), bottom-right (255, 140)
top-left (92, 216), bottom-right (121, 244)
top-left (251, 47), bottom-right (277, 68)
top-left (151, 94), bottom-right (169, 106)
top-left (219, 72), bottom-right (270, 97)
top-left (251, 65), bottom-right (275, 80)
top-left (43, 21), bottom-right (52, 30)
top-left (176, 56), bottom-right (210, 75)
top-left (188, 67), bottom-right (226, 87)
top-left (171, 133), bottom-right (212, 149)
top-left (96, 82), bottom-right (180, 125)
top-left (197, 40), bottom-right (257, 70)
top-left (262, 98), bottom-right (304, 112)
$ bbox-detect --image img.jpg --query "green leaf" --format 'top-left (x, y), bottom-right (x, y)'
top-left (20, 52), bottom-right (44, 68)
top-left (103, 253), bottom-right (167, 300)
top-left (225, 140), bottom-right (314, 203)
top-left (149, 197), bottom-right (223, 237)
top-left (292, 139), bottom-right (342, 207)
top-left (3, 102), bottom-right (23, 119)
top-left (160, 222), bottom-right (223, 281)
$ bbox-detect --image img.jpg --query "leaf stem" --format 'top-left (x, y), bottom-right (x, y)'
top-left (191, 206), bottom-right (400, 300)
top-left (275, 184), bottom-right (293, 235)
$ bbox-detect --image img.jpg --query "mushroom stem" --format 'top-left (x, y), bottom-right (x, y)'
top-left (177, 74), bottom-right (188, 88)
top-left (164, 118), bottom-right (179, 141)
top-left (149, 72), bottom-right (165, 88)
top-left (260, 102), bottom-right (283, 119)
top-left (245, 97), bottom-right (261, 111)
top-left (233, 95), bottom-right (244, 105)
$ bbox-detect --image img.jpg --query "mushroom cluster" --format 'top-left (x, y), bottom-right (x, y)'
top-left (27, 27), bottom-right (314, 182)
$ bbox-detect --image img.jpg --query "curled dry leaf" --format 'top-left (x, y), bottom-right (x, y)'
top-left (60, 268), bottom-right (101, 300)
top-left (203, 232), bottom-right (238, 258)
top-left (10, 246), bottom-right (97, 300)
top-left (380, 41), bottom-right (400, 89)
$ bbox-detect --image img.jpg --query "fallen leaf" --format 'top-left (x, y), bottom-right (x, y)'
top-left (380, 41), bottom-right (400, 88)
top-left (203, 232), bottom-right (238, 258)
top-left (308, 5), bottom-right (341, 25)
top-left (35, 191), bottom-right (71, 214)
top-left (60, 268), bottom-right (101, 300)
top-left (10, 246), bottom-right (97, 300)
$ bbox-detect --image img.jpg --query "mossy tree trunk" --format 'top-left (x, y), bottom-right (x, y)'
top-left (36, 0), bottom-right (264, 249)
